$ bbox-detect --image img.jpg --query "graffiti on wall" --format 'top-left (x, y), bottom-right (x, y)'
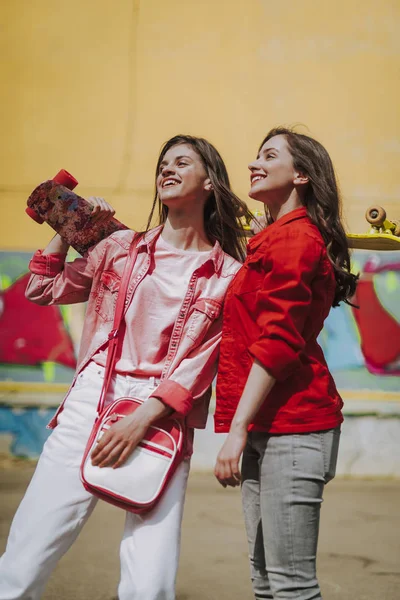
top-left (0, 251), bottom-right (85, 383)
top-left (319, 250), bottom-right (400, 390)
top-left (0, 272), bottom-right (76, 368)
top-left (2, 249), bottom-right (398, 384)
top-left (0, 250), bottom-right (83, 456)
top-left (0, 407), bottom-right (55, 457)
top-left (0, 248), bottom-right (399, 458)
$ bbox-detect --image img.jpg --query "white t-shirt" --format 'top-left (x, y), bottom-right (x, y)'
top-left (93, 234), bottom-right (212, 376)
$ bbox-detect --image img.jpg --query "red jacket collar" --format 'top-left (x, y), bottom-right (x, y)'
top-left (247, 207), bottom-right (309, 254)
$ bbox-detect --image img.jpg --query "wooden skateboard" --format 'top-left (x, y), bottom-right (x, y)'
top-left (347, 206), bottom-right (400, 251)
top-left (26, 170), bottom-right (129, 255)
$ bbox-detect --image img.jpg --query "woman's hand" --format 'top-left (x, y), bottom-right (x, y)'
top-left (214, 360), bottom-right (276, 488)
top-left (214, 425), bottom-right (248, 488)
top-left (90, 413), bottom-right (149, 469)
top-left (90, 397), bottom-right (172, 469)
top-left (87, 196), bottom-right (115, 224)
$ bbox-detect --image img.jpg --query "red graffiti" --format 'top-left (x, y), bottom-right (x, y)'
top-left (352, 259), bottom-right (400, 375)
top-left (0, 273), bottom-right (76, 369)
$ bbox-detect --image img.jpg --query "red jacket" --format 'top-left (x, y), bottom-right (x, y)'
top-left (214, 207), bottom-right (343, 434)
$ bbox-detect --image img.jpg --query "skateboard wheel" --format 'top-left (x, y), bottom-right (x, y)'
top-left (365, 205), bottom-right (386, 227)
top-left (52, 169), bottom-right (78, 190)
top-left (25, 207), bottom-right (44, 224)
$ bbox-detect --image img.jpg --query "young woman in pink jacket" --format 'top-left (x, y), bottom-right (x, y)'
top-left (0, 135), bottom-right (251, 600)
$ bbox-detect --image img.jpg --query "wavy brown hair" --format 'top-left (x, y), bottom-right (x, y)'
top-left (261, 127), bottom-right (358, 306)
top-left (145, 135), bottom-right (253, 262)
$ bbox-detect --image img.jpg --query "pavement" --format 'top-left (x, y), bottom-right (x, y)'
top-left (0, 464), bottom-right (399, 600)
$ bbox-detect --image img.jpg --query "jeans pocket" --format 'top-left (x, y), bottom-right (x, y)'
top-left (321, 427), bottom-right (341, 484)
top-left (72, 366), bottom-right (104, 393)
top-left (71, 372), bottom-right (87, 391)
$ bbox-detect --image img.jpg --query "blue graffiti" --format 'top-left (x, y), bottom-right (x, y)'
top-left (0, 407), bottom-right (53, 457)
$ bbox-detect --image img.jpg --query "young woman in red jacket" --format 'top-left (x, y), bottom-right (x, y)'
top-left (214, 127), bottom-right (358, 600)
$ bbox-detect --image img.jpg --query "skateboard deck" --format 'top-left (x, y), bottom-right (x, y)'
top-left (347, 233), bottom-right (400, 251)
top-left (26, 170), bottom-right (129, 255)
top-left (347, 205), bottom-right (400, 251)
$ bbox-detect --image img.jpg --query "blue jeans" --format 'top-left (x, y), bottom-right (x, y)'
top-left (241, 428), bottom-right (340, 600)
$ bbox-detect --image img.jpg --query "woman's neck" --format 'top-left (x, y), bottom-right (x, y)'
top-left (267, 189), bottom-right (303, 222)
top-left (161, 211), bottom-right (213, 252)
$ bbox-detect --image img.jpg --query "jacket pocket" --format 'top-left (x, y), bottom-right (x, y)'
top-left (187, 298), bottom-right (222, 343)
top-left (234, 257), bottom-right (264, 296)
top-left (95, 270), bottom-right (121, 322)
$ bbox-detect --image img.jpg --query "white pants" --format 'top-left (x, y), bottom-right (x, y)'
top-left (0, 363), bottom-right (190, 600)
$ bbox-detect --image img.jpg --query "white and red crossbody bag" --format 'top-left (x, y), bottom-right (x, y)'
top-left (80, 238), bottom-right (185, 513)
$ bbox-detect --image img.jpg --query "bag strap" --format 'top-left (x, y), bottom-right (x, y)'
top-left (96, 237), bottom-right (140, 415)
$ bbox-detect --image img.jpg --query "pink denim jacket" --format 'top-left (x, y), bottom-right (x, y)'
top-left (26, 226), bottom-right (241, 429)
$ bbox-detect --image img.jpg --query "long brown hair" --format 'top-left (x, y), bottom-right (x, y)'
top-left (260, 127), bottom-right (358, 306)
top-left (145, 135), bottom-right (253, 262)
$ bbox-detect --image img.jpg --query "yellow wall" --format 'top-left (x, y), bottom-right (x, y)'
top-left (1, 0), bottom-right (399, 250)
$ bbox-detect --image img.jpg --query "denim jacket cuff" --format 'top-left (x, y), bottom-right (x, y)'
top-left (151, 379), bottom-right (193, 417)
top-left (29, 250), bottom-right (67, 277)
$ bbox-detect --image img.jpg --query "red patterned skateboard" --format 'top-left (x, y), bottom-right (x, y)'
top-left (26, 170), bottom-right (129, 255)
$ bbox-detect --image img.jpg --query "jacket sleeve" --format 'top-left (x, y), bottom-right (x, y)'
top-left (25, 238), bottom-right (109, 306)
top-left (248, 230), bottom-right (323, 382)
top-left (150, 313), bottom-right (224, 417)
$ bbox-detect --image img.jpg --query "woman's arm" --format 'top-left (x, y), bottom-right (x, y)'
top-left (214, 360), bottom-right (276, 487)
top-left (42, 233), bottom-right (70, 256)
top-left (150, 312), bottom-right (224, 417)
top-left (26, 247), bottom-right (100, 305)
top-left (215, 229), bottom-right (323, 487)
top-left (25, 197), bottom-right (115, 306)
top-left (91, 397), bottom-right (173, 469)
top-left (91, 315), bottom-right (224, 469)
top-left (247, 230), bottom-right (322, 381)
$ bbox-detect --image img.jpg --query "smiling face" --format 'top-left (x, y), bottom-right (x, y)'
top-left (156, 143), bottom-right (212, 210)
top-left (248, 134), bottom-right (306, 205)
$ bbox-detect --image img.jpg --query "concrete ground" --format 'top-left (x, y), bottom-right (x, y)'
top-left (0, 465), bottom-right (399, 600)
